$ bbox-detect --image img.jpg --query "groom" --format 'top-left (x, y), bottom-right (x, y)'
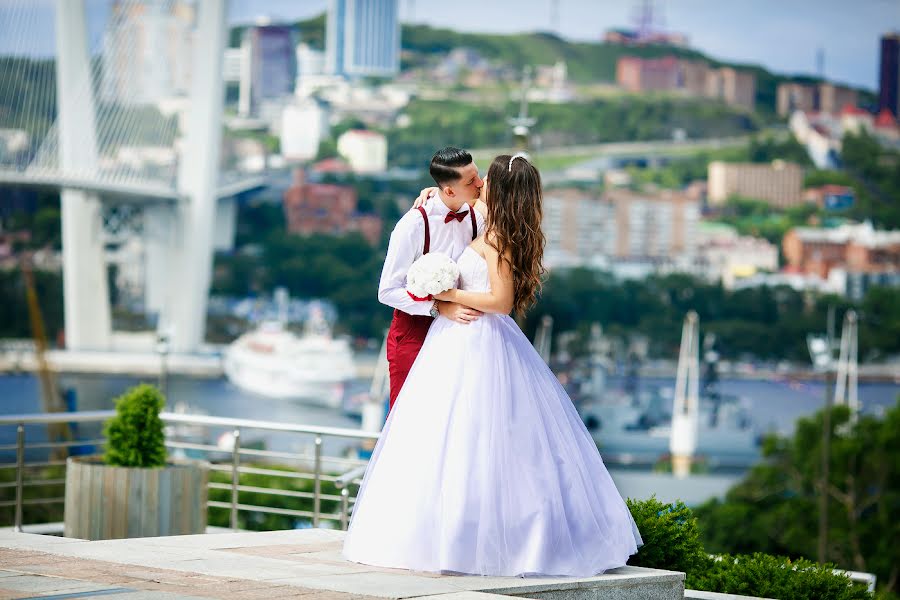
top-left (378, 146), bottom-right (485, 411)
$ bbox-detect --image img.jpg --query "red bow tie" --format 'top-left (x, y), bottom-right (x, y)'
top-left (445, 210), bottom-right (468, 224)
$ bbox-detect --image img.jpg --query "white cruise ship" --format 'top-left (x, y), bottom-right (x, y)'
top-left (223, 305), bottom-right (356, 408)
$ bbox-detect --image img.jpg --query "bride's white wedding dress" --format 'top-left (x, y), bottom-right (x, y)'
top-left (342, 247), bottom-right (642, 577)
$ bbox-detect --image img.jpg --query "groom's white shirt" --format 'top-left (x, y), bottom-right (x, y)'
top-left (378, 194), bottom-right (485, 316)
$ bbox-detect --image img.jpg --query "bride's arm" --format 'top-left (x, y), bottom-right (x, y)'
top-left (434, 241), bottom-right (514, 315)
top-left (412, 187), bottom-right (438, 209)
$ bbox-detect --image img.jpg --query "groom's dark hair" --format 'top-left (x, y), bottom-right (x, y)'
top-left (430, 146), bottom-right (473, 187)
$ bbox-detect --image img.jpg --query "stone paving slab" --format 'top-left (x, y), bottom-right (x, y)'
top-left (0, 530), bottom-right (683, 600)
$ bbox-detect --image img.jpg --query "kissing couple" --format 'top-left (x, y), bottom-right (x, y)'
top-left (342, 147), bottom-right (642, 577)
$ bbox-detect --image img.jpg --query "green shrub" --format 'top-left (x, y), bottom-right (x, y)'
top-left (625, 498), bottom-right (873, 599)
top-left (103, 384), bottom-right (167, 468)
top-left (626, 496), bottom-right (708, 575)
top-left (689, 553), bottom-right (871, 600)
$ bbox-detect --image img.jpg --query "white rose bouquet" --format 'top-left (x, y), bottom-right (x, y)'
top-left (406, 252), bottom-right (459, 299)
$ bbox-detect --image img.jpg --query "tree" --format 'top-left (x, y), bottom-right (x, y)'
top-left (694, 400), bottom-right (900, 594)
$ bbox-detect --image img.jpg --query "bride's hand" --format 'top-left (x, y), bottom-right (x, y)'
top-left (412, 187), bottom-right (438, 209)
top-left (433, 289), bottom-right (457, 302)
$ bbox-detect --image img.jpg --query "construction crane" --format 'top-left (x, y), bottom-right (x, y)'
top-left (21, 255), bottom-right (70, 453)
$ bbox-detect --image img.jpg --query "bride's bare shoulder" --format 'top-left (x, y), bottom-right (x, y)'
top-left (473, 200), bottom-right (488, 219)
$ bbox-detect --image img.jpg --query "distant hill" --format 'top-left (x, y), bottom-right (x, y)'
top-left (231, 14), bottom-right (875, 115)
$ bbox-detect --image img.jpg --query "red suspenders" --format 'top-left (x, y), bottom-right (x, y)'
top-left (416, 206), bottom-right (430, 254)
top-left (416, 204), bottom-right (477, 256)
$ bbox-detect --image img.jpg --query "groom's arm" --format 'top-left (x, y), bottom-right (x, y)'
top-left (377, 214), bottom-right (434, 316)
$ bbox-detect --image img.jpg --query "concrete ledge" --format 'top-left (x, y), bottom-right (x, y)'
top-left (0, 529), bottom-right (684, 600)
top-left (685, 590), bottom-right (777, 600)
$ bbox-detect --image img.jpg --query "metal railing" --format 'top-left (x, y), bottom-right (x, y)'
top-left (0, 410), bottom-right (379, 533)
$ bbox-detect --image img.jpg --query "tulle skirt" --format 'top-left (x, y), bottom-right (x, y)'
top-left (341, 314), bottom-right (642, 577)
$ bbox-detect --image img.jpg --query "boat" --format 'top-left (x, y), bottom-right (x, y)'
top-left (223, 302), bottom-right (356, 407)
top-left (575, 317), bottom-right (761, 468)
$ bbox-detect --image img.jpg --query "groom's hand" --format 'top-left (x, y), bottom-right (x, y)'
top-left (437, 301), bottom-right (482, 324)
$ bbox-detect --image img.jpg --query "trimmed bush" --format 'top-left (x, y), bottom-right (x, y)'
top-left (103, 384), bottom-right (167, 468)
top-left (689, 553), bottom-right (871, 600)
top-left (626, 496), bottom-right (708, 575)
top-left (625, 497), bottom-right (873, 599)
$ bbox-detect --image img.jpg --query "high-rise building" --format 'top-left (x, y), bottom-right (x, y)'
top-left (609, 188), bottom-right (699, 259)
top-left (777, 83), bottom-right (817, 116)
top-left (239, 24), bottom-right (297, 116)
top-left (776, 82), bottom-right (859, 117)
top-left (615, 56), bottom-right (755, 110)
top-left (326, 0), bottom-right (400, 77)
top-left (706, 67), bottom-right (756, 112)
top-left (541, 188), bottom-right (699, 266)
top-left (879, 33), bottom-right (900, 117)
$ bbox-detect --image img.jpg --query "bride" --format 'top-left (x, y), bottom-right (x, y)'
top-left (341, 153), bottom-right (642, 577)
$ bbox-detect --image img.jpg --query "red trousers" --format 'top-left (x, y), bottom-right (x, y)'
top-left (386, 309), bottom-right (433, 411)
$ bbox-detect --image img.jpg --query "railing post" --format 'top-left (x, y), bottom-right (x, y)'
top-left (313, 436), bottom-right (322, 527)
top-left (230, 428), bottom-right (241, 531)
top-left (14, 423), bottom-right (25, 532)
top-left (340, 487), bottom-right (350, 531)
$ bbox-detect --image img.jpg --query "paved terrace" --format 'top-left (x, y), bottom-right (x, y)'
top-left (0, 529), bottom-right (683, 600)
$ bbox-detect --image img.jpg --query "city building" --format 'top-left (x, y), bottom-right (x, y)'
top-left (609, 188), bottom-right (699, 259)
top-left (528, 61), bottom-right (575, 103)
top-left (879, 32), bottom-right (899, 117)
top-left (840, 104), bottom-right (875, 135)
top-left (336, 129), bottom-right (387, 173)
top-left (542, 187), bottom-right (699, 267)
top-left (693, 223), bottom-right (779, 289)
top-left (100, 0), bottom-right (194, 106)
top-left (238, 23), bottom-right (297, 117)
top-left (297, 43), bottom-right (326, 77)
top-left (283, 170), bottom-right (382, 245)
top-left (789, 110), bottom-right (841, 169)
top-left (679, 60), bottom-right (709, 96)
top-left (326, 0), bottom-right (400, 78)
top-left (616, 56), bottom-right (680, 93)
top-left (705, 67), bottom-right (756, 112)
top-left (615, 56), bottom-right (755, 110)
top-left (542, 188), bottom-right (617, 267)
top-left (818, 83), bottom-right (859, 116)
top-left (782, 221), bottom-right (900, 280)
top-left (707, 160), bottom-right (804, 208)
top-left (280, 99), bottom-right (330, 161)
top-left (776, 83), bottom-right (817, 116)
top-left (875, 108), bottom-right (900, 141)
top-left (776, 81), bottom-right (859, 117)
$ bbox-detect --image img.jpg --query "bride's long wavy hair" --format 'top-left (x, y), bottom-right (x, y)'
top-left (484, 154), bottom-right (545, 314)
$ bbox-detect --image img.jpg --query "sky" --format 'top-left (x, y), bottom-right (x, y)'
top-left (1, 0), bottom-right (899, 91)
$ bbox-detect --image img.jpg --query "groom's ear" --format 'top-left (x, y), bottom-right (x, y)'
top-left (443, 185), bottom-right (455, 198)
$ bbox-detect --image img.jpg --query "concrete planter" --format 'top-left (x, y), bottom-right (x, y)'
top-left (63, 456), bottom-right (208, 540)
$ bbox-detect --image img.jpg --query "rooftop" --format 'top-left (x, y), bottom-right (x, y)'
top-left (792, 221), bottom-right (900, 248)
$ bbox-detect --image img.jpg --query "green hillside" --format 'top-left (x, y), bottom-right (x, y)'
top-left (265, 14), bottom-right (876, 115)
